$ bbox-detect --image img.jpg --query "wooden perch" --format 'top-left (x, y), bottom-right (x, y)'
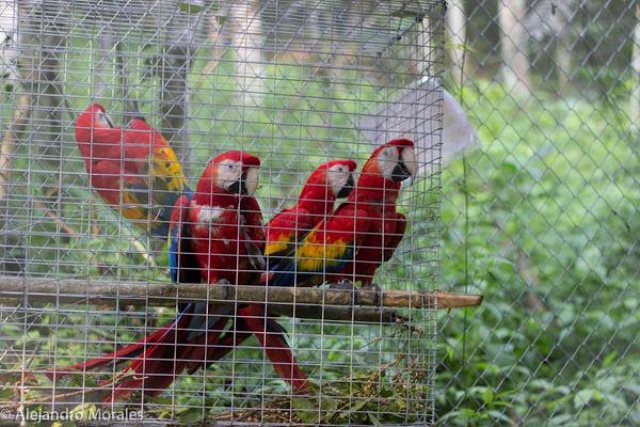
top-left (268, 303), bottom-right (411, 325)
top-left (0, 277), bottom-right (482, 311)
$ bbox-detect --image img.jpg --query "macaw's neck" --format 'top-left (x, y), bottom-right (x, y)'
top-left (349, 175), bottom-right (401, 208)
top-left (296, 183), bottom-right (335, 216)
top-left (193, 183), bottom-right (239, 208)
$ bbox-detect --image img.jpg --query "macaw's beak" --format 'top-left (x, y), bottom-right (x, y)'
top-left (228, 172), bottom-right (249, 195)
top-left (337, 173), bottom-right (355, 198)
top-left (391, 159), bottom-right (412, 182)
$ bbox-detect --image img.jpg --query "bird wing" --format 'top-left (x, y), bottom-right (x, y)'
top-left (384, 212), bottom-right (406, 262)
top-left (264, 207), bottom-right (314, 258)
top-left (114, 131), bottom-right (188, 237)
top-left (168, 191), bottom-right (200, 284)
top-left (268, 203), bottom-right (371, 287)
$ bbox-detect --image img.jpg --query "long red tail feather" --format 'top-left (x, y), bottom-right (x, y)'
top-left (45, 318), bottom-right (180, 381)
top-left (239, 305), bottom-right (310, 393)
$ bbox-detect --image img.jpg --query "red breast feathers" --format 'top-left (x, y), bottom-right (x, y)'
top-left (189, 150), bottom-right (263, 285)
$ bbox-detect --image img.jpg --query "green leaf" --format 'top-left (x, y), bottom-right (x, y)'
top-left (367, 412), bottom-right (382, 426)
top-left (292, 397), bottom-right (319, 424)
top-left (177, 1), bottom-right (204, 13)
top-left (175, 407), bottom-right (205, 423)
top-left (482, 387), bottom-right (495, 405)
top-left (486, 410), bottom-right (513, 424)
top-left (602, 351), bottom-right (618, 368)
top-left (573, 389), bottom-right (602, 409)
top-left (70, 403), bottom-right (97, 420)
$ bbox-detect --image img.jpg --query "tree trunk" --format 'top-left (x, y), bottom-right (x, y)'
top-left (631, 4), bottom-right (640, 130)
top-left (555, 5), bottom-right (572, 88)
top-left (23, 3), bottom-right (67, 208)
top-left (95, 27), bottom-right (115, 100)
top-left (159, 0), bottom-right (196, 172)
top-left (446, 0), bottom-right (466, 89)
top-left (231, 0), bottom-right (264, 108)
top-left (417, 3), bottom-right (445, 78)
top-left (498, 0), bottom-right (530, 96)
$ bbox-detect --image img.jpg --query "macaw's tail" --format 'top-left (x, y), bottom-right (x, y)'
top-left (205, 304), bottom-right (311, 394)
top-left (46, 302), bottom-right (230, 402)
top-left (103, 303), bottom-right (230, 402)
top-left (44, 313), bottom-right (187, 381)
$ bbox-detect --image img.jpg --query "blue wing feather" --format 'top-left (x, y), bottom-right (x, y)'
top-left (168, 189), bottom-right (200, 284)
top-left (268, 242), bottom-right (354, 287)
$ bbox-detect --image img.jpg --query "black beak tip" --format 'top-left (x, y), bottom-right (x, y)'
top-left (391, 161), bottom-right (412, 182)
top-left (228, 180), bottom-right (246, 194)
top-left (230, 172), bottom-right (249, 195)
top-left (337, 175), bottom-right (355, 198)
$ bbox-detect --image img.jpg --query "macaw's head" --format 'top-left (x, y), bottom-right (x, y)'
top-left (362, 138), bottom-right (416, 183)
top-left (197, 150), bottom-right (261, 199)
top-left (302, 159), bottom-right (357, 201)
top-left (353, 139), bottom-right (416, 201)
top-left (75, 103), bottom-right (114, 143)
top-left (325, 159), bottom-right (357, 198)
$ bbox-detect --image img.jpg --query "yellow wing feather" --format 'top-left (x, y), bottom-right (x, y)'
top-left (265, 234), bottom-right (292, 257)
top-left (151, 146), bottom-right (188, 193)
top-left (295, 236), bottom-right (350, 272)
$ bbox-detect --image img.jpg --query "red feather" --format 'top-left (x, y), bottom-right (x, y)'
top-left (266, 139), bottom-right (414, 288)
top-left (52, 151), bottom-right (309, 400)
top-left (265, 160), bottom-right (356, 263)
top-left (75, 103), bottom-right (188, 237)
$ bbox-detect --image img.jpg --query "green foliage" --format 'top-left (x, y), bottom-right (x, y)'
top-left (438, 83), bottom-right (640, 425)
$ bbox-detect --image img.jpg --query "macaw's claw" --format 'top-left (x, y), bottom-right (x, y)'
top-left (361, 282), bottom-right (383, 306)
top-left (330, 279), bottom-right (359, 304)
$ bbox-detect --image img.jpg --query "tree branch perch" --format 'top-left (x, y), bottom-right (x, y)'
top-left (0, 277), bottom-right (482, 310)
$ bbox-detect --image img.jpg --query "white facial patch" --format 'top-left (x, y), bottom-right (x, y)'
top-left (96, 110), bottom-right (114, 128)
top-left (377, 146), bottom-right (400, 180)
top-left (244, 167), bottom-right (259, 195)
top-left (401, 147), bottom-right (417, 177)
top-left (327, 164), bottom-right (352, 196)
top-left (216, 159), bottom-right (243, 191)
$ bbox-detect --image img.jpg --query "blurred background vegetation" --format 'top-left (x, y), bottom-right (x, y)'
top-left (440, 1), bottom-right (639, 425)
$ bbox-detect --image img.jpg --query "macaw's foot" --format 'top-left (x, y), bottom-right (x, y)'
top-left (330, 278), bottom-right (356, 291)
top-left (329, 279), bottom-right (359, 304)
top-left (361, 283), bottom-right (383, 306)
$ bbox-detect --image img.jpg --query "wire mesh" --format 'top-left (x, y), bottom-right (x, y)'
top-left (0, 0), bottom-right (443, 425)
top-left (439, 1), bottom-right (640, 426)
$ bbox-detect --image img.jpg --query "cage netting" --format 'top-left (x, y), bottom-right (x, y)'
top-left (0, 0), bottom-right (444, 425)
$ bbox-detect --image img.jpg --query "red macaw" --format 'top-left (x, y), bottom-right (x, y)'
top-left (75, 103), bottom-right (189, 238)
top-left (266, 139), bottom-right (416, 288)
top-left (208, 159), bottom-right (357, 364)
top-left (48, 151), bottom-right (309, 400)
top-left (265, 159), bottom-right (357, 264)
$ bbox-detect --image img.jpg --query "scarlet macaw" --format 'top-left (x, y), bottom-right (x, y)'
top-left (75, 103), bottom-right (189, 238)
top-left (265, 159), bottom-right (357, 265)
top-left (267, 139), bottom-right (416, 288)
top-left (209, 159), bottom-right (357, 363)
top-left (48, 151), bottom-right (309, 399)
